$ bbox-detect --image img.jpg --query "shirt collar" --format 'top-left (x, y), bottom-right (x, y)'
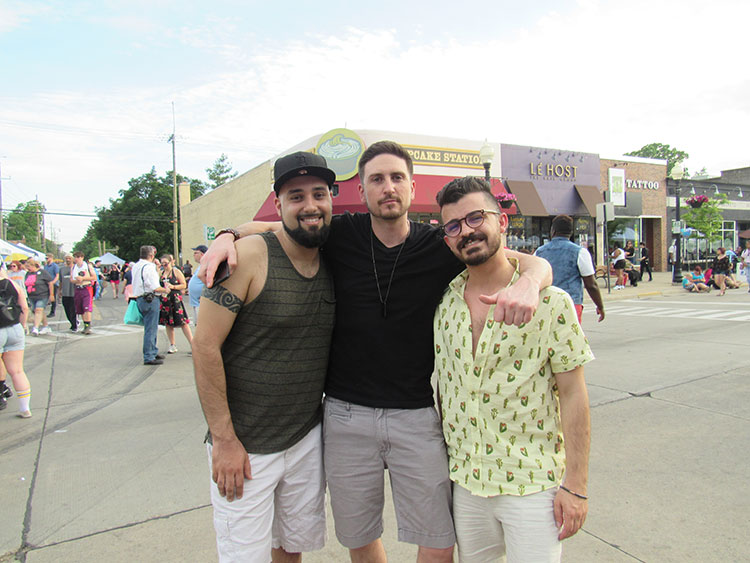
top-left (448, 257), bottom-right (521, 298)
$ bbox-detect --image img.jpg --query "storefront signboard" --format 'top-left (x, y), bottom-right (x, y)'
top-left (626, 179), bottom-right (660, 190)
top-left (402, 145), bottom-right (484, 170)
top-left (316, 128), bottom-right (365, 181)
top-left (608, 168), bottom-right (626, 206)
top-left (501, 144), bottom-right (600, 216)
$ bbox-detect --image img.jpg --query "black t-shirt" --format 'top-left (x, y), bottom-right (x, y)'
top-left (323, 213), bottom-right (464, 409)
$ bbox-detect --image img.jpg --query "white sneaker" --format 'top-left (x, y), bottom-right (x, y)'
top-left (31, 327), bottom-right (40, 336)
top-left (168, 344), bottom-right (178, 354)
top-left (40, 326), bottom-right (52, 335)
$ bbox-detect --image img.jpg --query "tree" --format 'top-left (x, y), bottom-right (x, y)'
top-left (88, 168), bottom-right (207, 261)
top-left (683, 193), bottom-right (727, 253)
top-left (5, 200), bottom-right (58, 253)
top-left (625, 143), bottom-right (689, 176)
top-left (206, 153), bottom-right (238, 189)
top-left (6, 200), bottom-right (44, 245)
top-left (73, 223), bottom-right (101, 259)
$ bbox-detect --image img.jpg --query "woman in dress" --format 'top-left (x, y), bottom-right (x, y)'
top-left (108, 263), bottom-right (121, 299)
top-left (0, 262), bottom-right (32, 417)
top-left (158, 254), bottom-right (193, 354)
top-left (712, 247), bottom-right (731, 296)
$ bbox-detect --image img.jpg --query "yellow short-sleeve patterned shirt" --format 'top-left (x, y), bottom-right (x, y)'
top-left (434, 263), bottom-right (594, 497)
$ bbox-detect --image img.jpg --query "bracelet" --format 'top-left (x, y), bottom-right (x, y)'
top-left (559, 485), bottom-right (588, 500)
top-left (216, 228), bottom-right (241, 241)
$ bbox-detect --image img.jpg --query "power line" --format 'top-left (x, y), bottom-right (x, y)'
top-left (0, 208), bottom-right (174, 222)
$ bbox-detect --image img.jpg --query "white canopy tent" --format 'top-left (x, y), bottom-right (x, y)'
top-left (0, 239), bottom-right (41, 261)
top-left (10, 242), bottom-right (46, 261)
top-left (94, 252), bottom-right (126, 266)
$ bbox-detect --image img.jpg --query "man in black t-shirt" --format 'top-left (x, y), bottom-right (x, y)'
top-left (201, 141), bottom-right (552, 561)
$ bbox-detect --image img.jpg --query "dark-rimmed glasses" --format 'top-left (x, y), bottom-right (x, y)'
top-left (442, 209), bottom-right (501, 238)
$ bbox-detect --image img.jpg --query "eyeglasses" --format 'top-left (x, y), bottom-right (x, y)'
top-left (9, 265), bottom-right (17, 269)
top-left (442, 209), bottom-right (501, 238)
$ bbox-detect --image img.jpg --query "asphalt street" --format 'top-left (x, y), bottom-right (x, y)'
top-left (1, 272), bottom-right (748, 562)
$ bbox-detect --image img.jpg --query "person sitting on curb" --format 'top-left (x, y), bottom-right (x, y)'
top-left (684, 266), bottom-right (710, 292)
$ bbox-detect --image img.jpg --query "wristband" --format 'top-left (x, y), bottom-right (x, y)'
top-left (559, 484), bottom-right (588, 500)
top-left (216, 228), bottom-right (241, 241)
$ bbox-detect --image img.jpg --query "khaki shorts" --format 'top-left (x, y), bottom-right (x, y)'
top-left (323, 397), bottom-right (456, 550)
top-left (207, 424), bottom-right (326, 561)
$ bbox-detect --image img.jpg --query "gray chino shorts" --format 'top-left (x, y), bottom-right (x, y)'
top-left (323, 396), bottom-right (456, 550)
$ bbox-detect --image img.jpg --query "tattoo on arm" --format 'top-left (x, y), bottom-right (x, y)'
top-left (202, 285), bottom-right (243, 313)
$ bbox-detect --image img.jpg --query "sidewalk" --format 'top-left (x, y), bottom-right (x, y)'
top-left (585, 269), bottom-right (747, 304)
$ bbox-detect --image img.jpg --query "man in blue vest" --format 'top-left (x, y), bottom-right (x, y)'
top-left (535, 215), bottom-right (605, 324)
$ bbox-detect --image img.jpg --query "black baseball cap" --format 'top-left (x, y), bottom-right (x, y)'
top-left (192, 245), bottom-right (208, 253)
top-left (273, 151), bottom-right (336, 194)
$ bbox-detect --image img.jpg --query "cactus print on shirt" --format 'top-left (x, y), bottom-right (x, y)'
top-left (434, 264), bottom-right (594, 497)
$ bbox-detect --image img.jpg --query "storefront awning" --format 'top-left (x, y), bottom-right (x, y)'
top-left (505, 180), bottom-right (548, 216)
top-left (574, 184), bottom-right (604, 216)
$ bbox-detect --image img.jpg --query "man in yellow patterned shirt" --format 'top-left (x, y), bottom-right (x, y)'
top-left (434, 177), bottom-right (594, 562)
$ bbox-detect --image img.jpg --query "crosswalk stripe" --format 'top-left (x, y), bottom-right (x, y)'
top-left (602, 307), bottom-right (750, 323)
top-left (702, 310), bottom-right (750, 319)
top-left (22, 324), bottom-right (146, 347)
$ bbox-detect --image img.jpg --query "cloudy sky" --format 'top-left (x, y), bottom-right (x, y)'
top-left (1, 0), bottom-right (747, 250)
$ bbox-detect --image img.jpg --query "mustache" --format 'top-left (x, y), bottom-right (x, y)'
top-left (458, 233), bottom-right (486, 250)
top-left (378, 196), bottom-right (401, 205)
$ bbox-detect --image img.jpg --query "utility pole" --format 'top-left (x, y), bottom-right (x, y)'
top-left (35, 195), bottom-right (41, 247)
top-left (0, 158), bottom-right (6, 240)
top-left (169, 102), bottom-right (179, 264)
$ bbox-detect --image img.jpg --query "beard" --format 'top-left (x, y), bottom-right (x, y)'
top-left (457, 232), bottom-right (501, 266)
top-left (283, 216), bottom-right (331, 248)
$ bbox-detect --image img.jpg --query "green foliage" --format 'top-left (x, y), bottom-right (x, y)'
top-left (73, 224), bottom-right (100, 259)
top-left (625, 143), bottom-right (689, 176)
top-left (206, 153), bottom-right (238, 189)
top-left (6, 200), bottom-right (44, 244)
top-left (5, 200), bottom-right (58, 253)
top-left (90, 168), bottom-right (207, 261)
top-left (683, 193), bottom-right (727, 246)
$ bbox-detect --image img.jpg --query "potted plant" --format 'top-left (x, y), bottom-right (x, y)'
top-left (686, 194), bottom-right (709, 208)
top-left (496, 192), bottom-right (517, 209)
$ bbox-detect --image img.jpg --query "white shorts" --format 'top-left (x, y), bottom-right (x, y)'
top-left (207, 424), bottom-right (326, 562)
top-left (453, 485), bottom-right (561, 563)
top-left (0, 324), bottom-right (25, 353)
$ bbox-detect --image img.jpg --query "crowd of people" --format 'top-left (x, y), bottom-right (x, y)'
top-left (0, 246), bottom-right (205, 413)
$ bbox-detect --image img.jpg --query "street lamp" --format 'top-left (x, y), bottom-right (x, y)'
top-left (479, 140), bottom-right (494, 184)
top-left (670, 162), bottom-right (685, 284)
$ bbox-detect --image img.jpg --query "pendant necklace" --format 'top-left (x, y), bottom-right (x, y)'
top-left (370, 226), bottom-right (407, 318)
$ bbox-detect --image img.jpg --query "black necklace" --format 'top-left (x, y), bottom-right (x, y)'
top-left (370, 227), bottom-right (407, 318)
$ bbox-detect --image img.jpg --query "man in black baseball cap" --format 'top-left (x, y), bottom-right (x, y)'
top-left (194, 151), bottom-right (336, 561)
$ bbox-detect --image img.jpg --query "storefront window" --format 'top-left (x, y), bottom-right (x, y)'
top-left (720, 221), bottom-right (736, 250)
top-left (607, 218), bottom-right (641, 252)
top-left (505, 216), bottom-right (549, 253)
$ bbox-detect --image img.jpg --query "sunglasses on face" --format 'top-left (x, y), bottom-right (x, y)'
top-left (442, 209), bottom-right (501, 238)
